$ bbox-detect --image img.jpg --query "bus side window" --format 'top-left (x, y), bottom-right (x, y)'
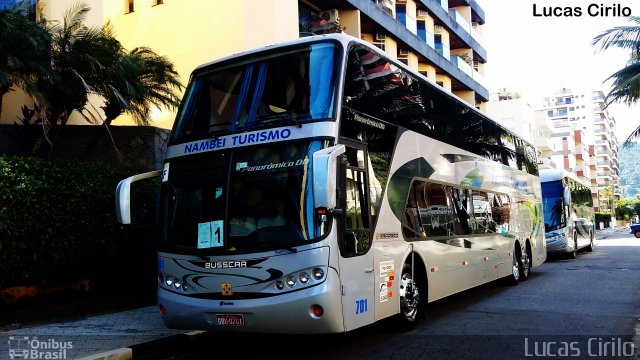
top-left (472, 190), bottom-right (494, 234)
top-left (422, 184), bottom-right (452, 237)
top-left (342, 165), bottom-right (371, 257)
top-left (401, 184), bottom-right (422, 239)
top-left (492, 194), bottom-right (511, 233)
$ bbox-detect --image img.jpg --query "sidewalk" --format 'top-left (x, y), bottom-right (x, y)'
top-left (0, 226), bottom-right (630, 360)
top-left (1, 306), bottom-right (185, 359)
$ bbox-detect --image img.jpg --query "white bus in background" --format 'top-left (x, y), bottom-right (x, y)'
top-left (540, 169), bottom-right (595, 258)
top-left (116, 33), bottom-right (546, 334)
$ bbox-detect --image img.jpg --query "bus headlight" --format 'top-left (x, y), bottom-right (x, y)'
top-left (273, 266), bottom-right (327, 292)
top-left (312, 267), bottom-right (324, 280)
top-left (165, 278), bottom-right (173, 287)
top-left (299, 272), bottom-right (310, 284)
top-left (275, 281), bottom-right (285, 290)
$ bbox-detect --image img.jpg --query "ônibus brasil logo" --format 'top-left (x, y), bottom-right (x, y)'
top-left (8, 336), bottom-right (72, 359)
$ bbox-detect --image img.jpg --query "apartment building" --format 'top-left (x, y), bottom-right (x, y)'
top-left (1, 0), bottom-right (488, 130)
top-left (486, 92), bottom-right (555, 170)
top-left (538, 88), bottom-right (620, 213)
top-left (300, 0), bottom-right (488, 110)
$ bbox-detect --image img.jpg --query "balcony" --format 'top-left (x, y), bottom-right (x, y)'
top-left (435, 42), bottom-right (451, 60)
top-left (471, 68), bottom-right (486, 88)
top-left (451, 55), bottom-right (472, 77)
top-left (469, 24), bottom-right (484, 48)
top-left (448, 9), bottom-right (470, 33)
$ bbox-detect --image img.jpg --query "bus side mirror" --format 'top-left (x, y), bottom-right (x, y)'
top-left (116, 170), bottom-right (162, 224)
top-left (312, 145), bottom-right (346, 209)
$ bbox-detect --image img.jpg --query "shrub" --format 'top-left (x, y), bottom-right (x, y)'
top-left (0, 155), bottom-right (150, 288)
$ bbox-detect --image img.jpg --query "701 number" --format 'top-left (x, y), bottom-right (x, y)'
top-left (355, 299), bottom-right (368, 314)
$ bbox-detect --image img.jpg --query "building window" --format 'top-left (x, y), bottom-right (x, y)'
top-left (125, 0), bottom-right (134, 13)
top-left (396, 5), bottom-right (406, 26)
top-left (417, 20), bottom-right (426, 42)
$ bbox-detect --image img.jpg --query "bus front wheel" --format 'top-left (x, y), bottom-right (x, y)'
top-left (568, 235), bottom-right (578, 259)
top-left (505, 246), bottom-right (521, 286)
top-left (394, 264), bottom-right (423, 331)
top-left (586, 231), bottom-right (594, 252)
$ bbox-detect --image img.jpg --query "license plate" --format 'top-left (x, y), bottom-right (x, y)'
top-left (215, 314), bottom-right (245, 327)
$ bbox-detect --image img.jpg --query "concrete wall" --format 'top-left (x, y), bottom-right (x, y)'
top-left (0, 125), bottom-right (168, 171)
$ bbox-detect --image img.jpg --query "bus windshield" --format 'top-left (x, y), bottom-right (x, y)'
top-left (541, 180), bottom-right (565, 232)
top-left (160, 140), bottom-right (327, 254)
top-left (170, 42), bottom-right (338, 143)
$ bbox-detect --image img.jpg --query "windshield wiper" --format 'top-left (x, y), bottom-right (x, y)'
top-left (276, 246), bottom-right (298, 254)
top-left (257, 113), bottom-right (303, 128)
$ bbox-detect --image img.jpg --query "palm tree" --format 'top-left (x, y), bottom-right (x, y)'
top-left (99, 47), bottom-right (183, 126)
top-left (0, 1), bottom-right (51, 117)
top-left (84, 46), bottom-right (182, 155)
top-left (36, 1), bottom-right (121, 127)
top-left (592, 16), bottom-right (640, 145)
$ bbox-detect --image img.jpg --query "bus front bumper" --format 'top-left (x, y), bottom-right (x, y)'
top-left (546, 234), bottom-right (571, 253)
top-left (157, 268), bottom-right (344, 334)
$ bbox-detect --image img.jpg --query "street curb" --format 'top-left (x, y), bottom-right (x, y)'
top-left (77, 331), bottom-right (208, 360)
top-left (595, 226), bottom-right (628, 239)
top-left (76, 348), bottom-right (132, 360)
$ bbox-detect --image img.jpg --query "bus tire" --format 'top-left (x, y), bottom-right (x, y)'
top-left (520, 242), bottom-right (532, 281)
top-left (586, 231), bottom-right (594, 252)
top-left (504, 245), bottom-right (521, 286)
top-left (568, 235), bottom-right (578, 259)
top-left (394, 263), bottom-right (423, 331)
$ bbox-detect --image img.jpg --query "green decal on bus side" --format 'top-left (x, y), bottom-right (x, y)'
top-left (387, 157), bottom-right (434, 221)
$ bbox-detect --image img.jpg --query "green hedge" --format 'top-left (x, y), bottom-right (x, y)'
top-left (0, 155), bottom-right (151, 288)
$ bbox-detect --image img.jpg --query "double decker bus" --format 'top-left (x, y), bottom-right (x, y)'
top-left (540, 168), bottom-right (595, 258)
top-left (116, 33), bottom-right (545, 334)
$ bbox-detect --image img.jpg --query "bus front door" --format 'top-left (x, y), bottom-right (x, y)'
top-left (338, 144), bottom-right (375, 331)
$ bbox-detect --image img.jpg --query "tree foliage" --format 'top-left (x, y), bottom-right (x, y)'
top-left (0, 1), bottom-right (183, 152)
top-left (592, 16), bottom-right (640, 145)
top-left (0, 0), bottom-right (51, 114)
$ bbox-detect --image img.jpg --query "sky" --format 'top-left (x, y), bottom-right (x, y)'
top-left (476, 0), bottom-right (640, 142)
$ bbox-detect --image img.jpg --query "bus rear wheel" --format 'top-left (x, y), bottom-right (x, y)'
top-left (520, 244), bottom-right (532, 281)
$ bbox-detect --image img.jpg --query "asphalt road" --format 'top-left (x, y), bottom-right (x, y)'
top-left (152, 231), bottom-right (640, 360)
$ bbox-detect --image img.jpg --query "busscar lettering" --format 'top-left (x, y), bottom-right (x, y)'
top-left (205, 261), bottom-right (248, 269)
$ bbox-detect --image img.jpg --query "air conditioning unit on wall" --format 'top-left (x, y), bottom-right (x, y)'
top-left (319, 9), bottom-right (340, 25)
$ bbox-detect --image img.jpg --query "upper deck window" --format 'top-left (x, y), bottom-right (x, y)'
top-left (171, 42), bottom-right (338, 143)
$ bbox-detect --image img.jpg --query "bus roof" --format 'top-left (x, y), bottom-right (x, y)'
top-left (539, 168), bottom-right (590, 187)
top-left (189, 33), bottom-right (536, 152)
